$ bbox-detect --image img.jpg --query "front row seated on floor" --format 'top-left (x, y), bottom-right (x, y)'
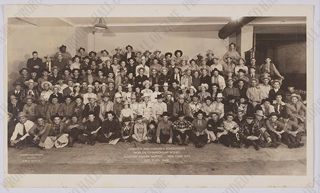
top-left (9, 106), bottom-right (304, 150)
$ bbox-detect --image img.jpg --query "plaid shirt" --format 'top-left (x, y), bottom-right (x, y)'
top-left (172, 119), bottom-right (192, 131)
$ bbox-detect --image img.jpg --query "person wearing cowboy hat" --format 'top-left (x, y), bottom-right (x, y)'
top-left (53, 52), bottom-right (68, 71)
top-left (223, 42), bottom-right (241, 65)
top-left (34, 96), bottom-right (48, 121)
top-left (174, 50), bottom-right (183, 65)
top-left (201, 96), bottom-right (214, 116)
top-left (119, 100), bottom-right (134, 122)
top-left (172, 94), bottom-right (190, 118)
top-left (150, 83), bottom-right (161, 103)
top-left (26, 51), bottom-right (44, 75)
top-left (39, 81), bottom-right (53, 102)
top-left (165, 52), bottom-right (173, 62)
top-left (135, 56), bottom-right (150, 78)
top-left (190, 110), bottom-right (208, 148)
top-left (198, 83), bottom-right (211, 103)
top-left (181, 68), bottom-right (193, 88)
top-left (120, 117), bottom-right (134, 142)
top-left (218, 112), bottom-right (241, 148)
top-left (49, 84), bottom-right (64, 103)
top-left (206, 111), bottom-right (223, 143)
top-left (135, 67), bottom-right (149, 89)
top-left (152, 94), bottom-right (167, 122)
top-left (113, 46), bottom-right (125, 61)
top-left (240, 113), bottom-right (260, 150)
top-left (258, 74), bottom-right (272, 100)
top-left (189, 94), bottom-right (202, 117)
top-left (234, 69), bottom-right (249, 85)
top-left (211, 92), bottom-right (225, 119)
top-left (285, 93), bottom-right (306, 127)
top-left (54, 45), bottom-right (72, 61)
top-left (234, 58), bottom-right (248, 75)
top-left (8, 95), bottom-right (24, 128)
top-left (113, 92), bottom-right (123, 118)
top-left (158, 67), bottom-right (172, 86)
top-left (125, 45), bottom-right (135, 60)
top-left (205, 50), bottom-right (215, 66)
top-left (48, 113), bottom-right (67, 144)
top-left (284, 83), bottom-right (306, 103)
top-left (141, 80), bottom-right (153, 95)
top-left (82, 84), bottom-right (97, 104)
top-left (9, 81), bottom-right (26, 102)
top-left (246, 78), bottom-right (263, 107)
top-left (272, 93), bottom-right (286, 117)
top-left (211, 68), bottom-right (226, 90)
top-left (156, 112), bottom-right (173, 144)
top-left (10, 112), bottom-right (35, 148)
top-left (265, 112), bottom-right (285, 148)
top-left (83, 92), bottom-right (100, 121)
top-left (98, 49), bottom-right (110, 63)
top-left (222, 77), bottom-right (240, 99)
top-left (209, 55), bottom-right (222, 72)
top-left (99, 93), bottom-right (114, 120)
top-left (17, 68), bottom-right (29, 84)
top-left (59, 95), bottom-right (75, 120)
top-left (46, 96), bottom-right (62, 122)
top-left (22, 95), bottom-right (37, 121)
top-left (172, 112), bottom-right (193, 145)
top-left (222, 56), bottom-right (236, 77)
top-left (132, 115), bottom-right (148, 143)
top-left (28, 116), bottom-right (52, 149)
top-left (268, 79), bottom-right (284, 101)
top-left (280, 112), bottom-right (304, 148)
top-left (259, 57), bottom-right (284, 80)
top-left (150, 57), bottom-right (162, 73)
top-left (189, 58), bottom-right (199, 72)
top-left (260, 98), bottom-right (275, 117)
top-left (252, 109), bottom-right (272, 147)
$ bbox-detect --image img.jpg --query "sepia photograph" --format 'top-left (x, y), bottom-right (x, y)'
top-left (2, 3), bottom-right (316, 188)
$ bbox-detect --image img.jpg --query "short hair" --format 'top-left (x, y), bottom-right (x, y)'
top-left (32, 51), bottom-right (38, 55)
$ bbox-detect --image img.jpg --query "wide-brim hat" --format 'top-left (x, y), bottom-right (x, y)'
top-left (225, 111), bottom-right (235, 118)
top-left (200, 83), bottom-right (209, 90)
top-left (194, 110), bottom-right (206, 117)
top-left (24, 79), bottom-right (38, 86)
top-left (238, 69), bottom-right (246, 74)
top-left (156, 94), bottom-right (163, 99)
top-left (161, 112), bottom-right (170, 117)
top-left (216, 92), bottom-right (224, 98)
top-left (123, 117), bottom-right (131, 122)
top-left (41, 81), bottom-right (53, 89)
top-left (136, 115), bottom-right (144, 120)
top-left (289, 93), bottom-right (301, 100)
top-left (87, 93), bottom-right (97, 100)
top-left (114, 92), bottom-right (122, 98)
top-left (210, 111), bottom-right (220, 117)
top-left (17, 112), bottom-right (27, 118)
top-left (269, 112), bottom-right (279, 118)
top-left (51, 113), bottom-right (63, 121)
top-left (143, 80), bottom-right (151, 87)
top-left (55, 134), bottom-right (69, 148)
top-left (174, 50), bottom-right (183, 57)
top-left (19, 68), bottom-right (29, 75)
top-left (189, 86), bottom-right (197, 93)
top-left (255, 110), bottom-right (265, 117)
top-left (165, 52), bottom-right (173, 58)
top-left (126, 45), bottom-right (133, 50)
top-left (163, 82), bottom-right (169, 87)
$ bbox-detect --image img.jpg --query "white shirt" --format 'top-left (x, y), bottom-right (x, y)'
top-left (11, 120), bottom-right (34, 141)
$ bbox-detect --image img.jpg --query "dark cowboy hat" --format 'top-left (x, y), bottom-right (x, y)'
top-left (49, 95), bottom-right (59, 103)
top-left (51, 113), bottom-right (63, 121)
top-left (156, 94), bottom-right (164, 99)
top-left (205, 96), bottom-right (212, 101)
top-left (100, 49), bottom-right (109, 54)
top-left (238, 69), bottom-right (246, 74)
top-left (189, 59), bottom-right (196, 63)
top-left (72, 55), bottom-right (80, 61)
top-left (196, 53), bottom-right (203, 59)
top-left (78, 47), bottom-right (85, 52)
top-left (161, 112), bottom-right (170, 117)
top-left (128, 57), bottom-right (136, 62)
top-left (226, 111), bottom-right (235, 118)
top-left (123, 117), bottom-right (131, 122)
top-left (212, 68), bottom-right (220, 73)
top-left (126, 45), bottom-right (133, 50)
top-left (19, 68), bottom-right (29, 74)
top-left (136, 115), bottom-right (144, 120)
top-left (74, 95), bottom-right (83, 101)
top-left (59, 45), bottom-right (67, 49)
top-left (72, 68), bottom-right (80, 74)
top-left (174, 50), bottom-right (183, 57)
top-left (63, 95), bottom-right (73, 101)
top-left (105, 111), bottom-right (116, 118)
top-left (165, 52), bottom-right (173, 58)
top-left (269, 112), bottom-right (279, 118)
top-left (194, 110), bottom-right (206, 117)
top-left (89, 51), bottom-right (97, 56)
top-left (246, 113), bottom-right (255, 119)
top-left (83, 56), bottom-right (90, 60)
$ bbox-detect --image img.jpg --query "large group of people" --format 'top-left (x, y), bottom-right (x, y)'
top-left (8, 43), bottom-right (306, 150)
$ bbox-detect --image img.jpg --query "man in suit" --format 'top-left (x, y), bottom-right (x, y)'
top-left (27, 51), bottom-right (44, 75)
top-left (173, 94), bottom-right (191, 118)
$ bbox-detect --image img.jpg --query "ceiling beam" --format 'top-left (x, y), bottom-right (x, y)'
top-left (218, 17), bottom-right (256, 39)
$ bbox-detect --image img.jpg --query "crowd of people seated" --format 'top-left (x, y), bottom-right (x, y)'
top-left (7, 43), bottom-right (307, 150)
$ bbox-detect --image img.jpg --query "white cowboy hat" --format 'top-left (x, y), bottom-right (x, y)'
top-left (54, 134), bottom-right (69, 148)
top-left (41, 81), bottom-right (52, 89)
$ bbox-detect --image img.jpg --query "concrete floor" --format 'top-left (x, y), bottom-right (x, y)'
top-left (8, 140), bottom-right (306, 175)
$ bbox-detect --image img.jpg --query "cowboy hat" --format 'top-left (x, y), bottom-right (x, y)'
top-left (55, 134), bottom-right (69, 148)
top-left (200, 83), bottom-right (209, 90)
top-left (156, 94), bottom-right (164, 99)
top-left (226, 111), bottom-right (235, 118)
top-left (125, 45), bottom-right (133, 50)
top-left (165, 52), bottom-right (172, 58)
top-left (24, 79), bottom-right (38, 86)
top-left (194, 110), bottom-right (206, 117)
top-left (161, 112), bottom-right (170, 117)
top-left (41, 81), bottom-right (52, 89)
top-left (289, 93), bottom-right (301, 100)
top-left (17, 112), bottom-right (27, 118)
top-left (216, 93), bottom-right (224, 98)
top-left (174, 50), bottom-right (183, 57)
top-left (19, 68), bottom-right (29, 75)
top-left (255, 110), bottom-right (265, 117)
